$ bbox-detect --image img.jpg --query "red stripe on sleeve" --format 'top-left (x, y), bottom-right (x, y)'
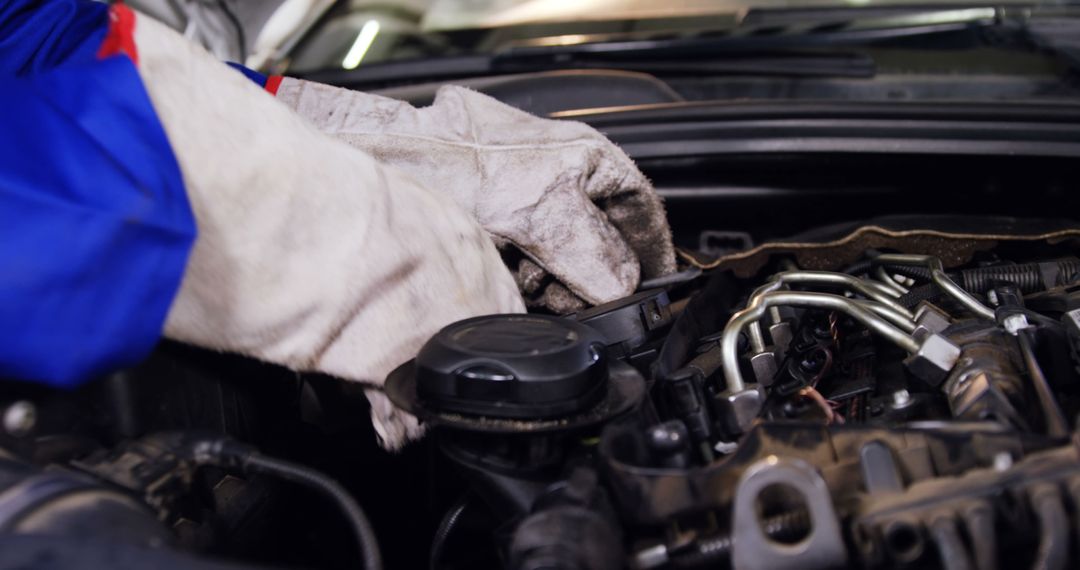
top-left (97, 3), bottom-right (138, 65)
top-left (265, 75), bottom-right (284, 95)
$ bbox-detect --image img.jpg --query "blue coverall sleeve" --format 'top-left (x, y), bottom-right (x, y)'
top-left (0, 0), bottom-right (196, 387)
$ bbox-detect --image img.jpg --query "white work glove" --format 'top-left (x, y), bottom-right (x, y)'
top-left (130, 14), bottom-right (524, 449)
top-left (274, 79), bottom-right (677, 313)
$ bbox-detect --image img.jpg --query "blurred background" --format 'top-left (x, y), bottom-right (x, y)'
top-left (126, 0), bottom-right (1044, 75)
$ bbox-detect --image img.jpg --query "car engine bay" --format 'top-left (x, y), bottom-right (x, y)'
top-left (6, 213), bottom-right (1080, 570)
top-left (10, 1), bottom-right (1080, 568)
top-left (4, 182), bottom-right (1080, 569)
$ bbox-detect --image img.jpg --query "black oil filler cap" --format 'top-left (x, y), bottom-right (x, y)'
top-left (415, 314), bottom-right (609, 419)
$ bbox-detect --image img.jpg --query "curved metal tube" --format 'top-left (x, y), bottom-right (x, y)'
top-left (746, 281), bottom-right (784, 353)
top-left (772, 271), bottom-right (914, 317)
top-left (854, 300), bottom-right (918, 333)
top-left (722, 292), bottom-right (920, 392)
top-left (864, 277), bottom-right (904, 298)
top-left (874, 254), bottom-right (996, 320)
top-left (745, 272), bottom-right (915, 354)
top-left (875, 266), bottom-right (910, 295)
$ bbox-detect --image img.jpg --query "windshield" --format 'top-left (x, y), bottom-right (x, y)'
top-left (282, 0), bottom-right (1043, 73)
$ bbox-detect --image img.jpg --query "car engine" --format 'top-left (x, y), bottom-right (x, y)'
top-left (4, 217), bottom-right (1080, 570)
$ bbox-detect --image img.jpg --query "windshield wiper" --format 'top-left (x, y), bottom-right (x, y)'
top-left (301, 49), bottom-right (874, 90)
top-left (298, 8), bottom-right (1007, 88)
top-left (492, 50), bottom-right (874, 78)
top-left (497, 9), bottom-right (996, 58)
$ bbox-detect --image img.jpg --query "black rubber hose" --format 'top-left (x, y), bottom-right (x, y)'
top-left (887, 264), bottom-right (935, 282)
top-left (872, 260), bottom-right (1080, 312)
top-left (190, 437), bottom-right (383, 570)
top-left (901, 260), bottom-right (1078, 294)
top-left (842, 259), bottom-right (874, 275)
top-left (968, 259), bottom-right (1080, 293)
top-left (961, 263), bottom-right (1039, 293)
top-left (241, 454), bottom-right (382, 570)
top-left (430, 496), bottom-right (470, 570)
top-left (897, 283), bottom-right (953, 310)
top-left (895, 260), bottom-right (1080, 311)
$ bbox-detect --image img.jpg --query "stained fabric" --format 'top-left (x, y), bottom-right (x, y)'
top-left (130, 13), bottom-right (524, 448)
top-left (274, 79), bottom-right (677, 314)
top-left (0, 0), bottom-right (195, 386)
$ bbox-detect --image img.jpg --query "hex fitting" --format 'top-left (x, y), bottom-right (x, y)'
top-left (903, 333), bottom-right (961, 385)
top-left (750, 351), bottom-right (779, 386)
top-left (912, 302), bottom-right (951, 340)
top-left (713, 386), bottom-right (766, 436)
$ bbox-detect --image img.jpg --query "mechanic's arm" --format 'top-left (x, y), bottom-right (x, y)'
top-left (269, 77), bottom-right (677, 314)
top-left (1, 1), bottom-right (672, 449)
top-left (1, 1), bottom-right (523, 448)
top-left (0, 0), bottom-right (194, 384)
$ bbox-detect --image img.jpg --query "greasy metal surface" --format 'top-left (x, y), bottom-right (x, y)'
top-left (678, 224), bottom-right (1080, 278)
top-left (851, 445), bottom-right (1080, 568)
top-left (599, 421), bottom-right (1057, 524)
top-left (732, 457), bottom-right (847, 570)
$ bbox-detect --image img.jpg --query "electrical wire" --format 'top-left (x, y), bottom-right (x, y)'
top-left (430, 496), bottom-right (470, 570)
top-left (722, 291), bottom-right (921, 393)
top-left (799, 386), bottom-right (842, 425)
top-left (192, 439), bottom-right (382, 570)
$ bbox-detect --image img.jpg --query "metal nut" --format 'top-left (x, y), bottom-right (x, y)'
top-left (750, 351), bottom-right (779, 386)
top-left (903, 333), bottom-right (961, 386)
top-left (713, 386), bottom-right (765, 436)
top-left (768, 321), bottom-right (794, 353)
top-left (912, 302), bottom-right (951, 340)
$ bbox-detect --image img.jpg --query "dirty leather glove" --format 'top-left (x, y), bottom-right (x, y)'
top-left (131, 14), bottom-right (524, 449)
top-left (273, 79), bottom-right (677, 313)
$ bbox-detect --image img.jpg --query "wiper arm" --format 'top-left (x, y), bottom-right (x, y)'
top-left (492, 51), bottom-right (875, 78)
top-left (299, 49), bottom-right (874, 90)
top-left (297, 7), bottom-right (1002, 88)
top-left (498, 8), bottom-right (997, 60)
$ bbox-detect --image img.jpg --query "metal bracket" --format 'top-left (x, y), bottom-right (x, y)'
top-left (732, 457), bottom-right (847, 570)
